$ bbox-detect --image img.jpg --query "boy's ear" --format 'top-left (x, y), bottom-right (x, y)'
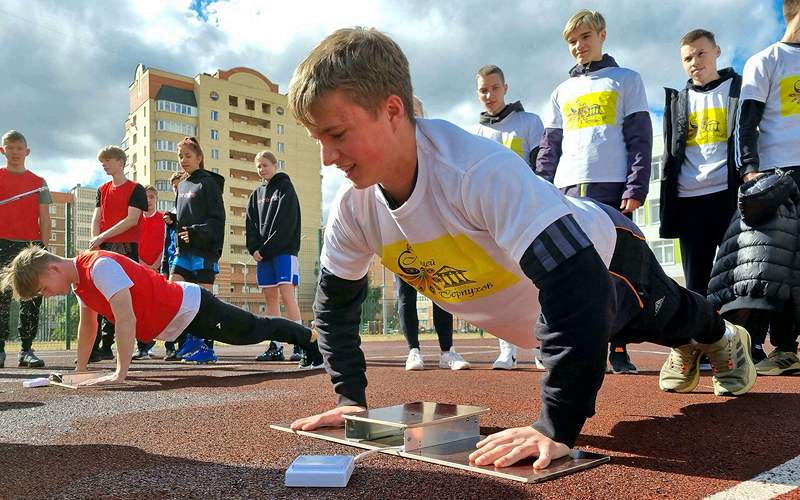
top-left (0, 146), bottom-right (5, 155)
top-left (385, 94), bottom-right (406, 123)
top-left (599, 29), bottom-right (607, 42)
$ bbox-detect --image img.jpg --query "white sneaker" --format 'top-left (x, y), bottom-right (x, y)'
top-left (405, 348), bottom-right (425, 371)
top-left (532, 347), bottom-right (545, 370)
top-left (439, 348), bottom-right (470, 370)
top-left (493, 340), bottom-right (518, 370)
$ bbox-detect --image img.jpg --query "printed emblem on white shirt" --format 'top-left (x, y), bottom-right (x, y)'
top-left (780, 75), bottom-right (800, 116)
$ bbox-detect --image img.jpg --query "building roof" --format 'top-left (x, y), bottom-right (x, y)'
top-left (155, 85), bottom-right (197, 107)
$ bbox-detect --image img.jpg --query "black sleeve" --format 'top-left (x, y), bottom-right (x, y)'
top-left (621, 111), bottom-right (653, 202)
top-left (519, 215), bottom-right (613, 447)
top-left (260, 183), bottom-right (301, 256)
top-left (95, 189), bottom-right (101, 208)
top-left (187, 180), bottom-right (226, 251)
top-left (245, 190), bottom-right (261, 255)
top-left (534, 128), bottom-right (563, 183)
top-left (735, 99), bottom-right (766, 178)
top-left (128, 184), bottom-right (148, 211)
top-left (313, 267), bottom-right (369, 408)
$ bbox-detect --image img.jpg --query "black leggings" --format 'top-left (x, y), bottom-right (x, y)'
top-left (186, 289), bottom-right (312, 347)
top-left (0, 239), bottom-right (43, 351)
top-left (396, 277), bottom-right (453, 351)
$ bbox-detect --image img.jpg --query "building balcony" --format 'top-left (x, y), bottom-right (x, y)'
top-left (229, 112), bottom-right (270, 130)
top-left (230, 130), bottom-right (270, 149)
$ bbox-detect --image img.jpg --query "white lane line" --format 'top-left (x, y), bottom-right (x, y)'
top-left (705, 455), bottom-right (800, 499)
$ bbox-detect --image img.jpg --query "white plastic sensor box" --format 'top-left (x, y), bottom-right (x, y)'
top-left (284, 455), bottom-right (355, 487)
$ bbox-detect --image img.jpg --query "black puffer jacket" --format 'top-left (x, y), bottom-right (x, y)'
top-left (707, 171), bottom-right (800, 316)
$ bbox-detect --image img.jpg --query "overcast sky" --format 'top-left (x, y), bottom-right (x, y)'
top-left (0, 0), bottom-right (786, 220)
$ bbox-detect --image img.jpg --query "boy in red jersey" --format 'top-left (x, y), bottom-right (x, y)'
top-left (132, 185), bottom-right (167, 360)
top-left (0, 130), bottom-right (51, 368)
top-left (0, 246), bottom-right (323, 385)
top-left (90, 145), bottom-right (148, 361)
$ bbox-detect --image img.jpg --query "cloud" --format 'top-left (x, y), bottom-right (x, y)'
top-left (0, 0), bottom-right (785, 218)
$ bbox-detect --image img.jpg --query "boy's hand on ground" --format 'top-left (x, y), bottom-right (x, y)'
top-left (78, 373), bottom-right (126, 387)
top-left (468, 426), bottom-right (570, 470)
top-left (289, 406), bottom-right (365, 431)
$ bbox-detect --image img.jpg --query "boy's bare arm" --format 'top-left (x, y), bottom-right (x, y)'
top-left (38, 204), bottom-right (51, 245)
top-left (89, 207), bottom-right (142, 249)
top-left (75, 305), bottom-right (98, 372)
top-left (81, 288), bottom-right (136, 385)
top-left (91, 208), bottom-right (101, 239)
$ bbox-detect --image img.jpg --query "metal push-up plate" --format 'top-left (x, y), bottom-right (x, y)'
top-left (271, 402), bottom-right (609, 483)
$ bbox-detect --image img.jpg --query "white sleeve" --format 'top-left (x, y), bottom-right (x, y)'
top-left (623, 71), bottom-right (650, 117)
top-left (90, 257), bottom-right (134, 300)
top-left (740, 51), bottom-right (771, 103)
top-left (462, 150), bottom-right (572, 262)
top-left (527, 113), bottom-right (545, 146)
top-left (543, 88), bottom-right (563, 129)
top-left (319, 188), bottom-right (375, 280)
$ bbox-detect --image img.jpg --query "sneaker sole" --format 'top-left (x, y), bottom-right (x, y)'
top-left (406, 365), bottom-right (424, 371)
top-left (297, 363), bottom-right (325, 371)
top-left (755, 365), bottom-right (800, 376)
top-left (492, 364), bottom-right (518, 370)
top-left (182, 359), bottom-right (218, 364)
top-left (714, 324), bottom-right (757, 396)
top-left (18, 361), bottom-right (45, 368)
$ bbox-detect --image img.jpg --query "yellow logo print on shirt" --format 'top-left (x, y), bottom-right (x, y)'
top-left (382, 234), bottom-right (519, 304)
top-left (686, 107), bottom-right (728, 147)
top-left (501, 135), bottom-right (524, 158)
top-left (779, 75), bottom-right (800, 117)
top-left (564, 91), bottom-right (619, 130)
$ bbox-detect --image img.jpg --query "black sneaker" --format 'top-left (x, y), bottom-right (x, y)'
top-left (18, 350), bottom-right (45, 368)
top-left (609, 347), bottom-right (638, 374)
top-left (164, 347), bottom-right (179, 361)
top-left (751, 344), bottom-right (767, 364)
top-left (256, 342), bottom-right (284, 362)
top-left (131, 348), bottom-right (151, 360)
top-left (297, 342), bottom-right (324, 370)
top-left (0, 351), bottom-right (6, 368)
top-left (289, 345), bottom-right (304, 362)
top-left (98, 346), bottom-right (115, 361)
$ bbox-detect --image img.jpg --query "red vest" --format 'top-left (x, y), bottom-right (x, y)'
top-left (74, 251), bottom-right (184, 342)
top-left (138, 211), bottom-right (166, 266)
top-left (0, 168), bottom-right (46, 240)
top-left (98, 180), bottom-right (142, 243)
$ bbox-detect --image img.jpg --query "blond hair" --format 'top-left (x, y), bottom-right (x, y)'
top-left (2, 130), bottom-right (27, 147)
top-left (785, 0), bottom-right (800, 20)
top-left (563, 10), bottom-right (606, 40)
top-left (412, 96), bottom-right (425, 118)
top-left (288, 27), bottom-right (415, 127)
top-left (97, 145), bottom-right (126, 163)
top-left (0, 246), bottom-right (58, 300)
top-left (144, 185), bottom-right (158, 197)
top-left (255, 150), bottom-right (277, 165)
top-left (476, 64), bottom-right (505, 84)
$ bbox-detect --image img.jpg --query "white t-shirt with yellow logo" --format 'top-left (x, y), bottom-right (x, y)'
top-left (321, 119), bottom-right (616, 345)
top-left (544, 67), bottom-right (650, 188)
top-left (473, 110), bottom-right (544, 165)
top-left (740, 42), bottom-right (800, 171)
top-left (678, 79), bottom-right (733, 197)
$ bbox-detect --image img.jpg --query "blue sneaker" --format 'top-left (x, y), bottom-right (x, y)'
top-left (175, 334), bottom-right (204, 359)
top-left (181, 344), bottom-right (218, 364)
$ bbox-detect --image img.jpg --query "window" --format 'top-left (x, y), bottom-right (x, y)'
top-left (650, 240), bottom-right (675, 265)
top-left (155, 180), bottom-right (170, 191)
top-left (211, 129), bottom-right (219, 140)
top-left (49, 205), bottom-right (56, 215)
top-left (51, 219), bottom-right (57, 228)
top-left (246, 99), bottom-right (255, 110)
top-left (144, 107), bottom-right (146, 117)
top-left (211, 110), bottom-right (218, 121)
top-left (262, 103), bottom-right (270, 114)
top-left (156, 159), bottom-right (180, 171)
top-left (211, 167), bottom-right (220, 173)
top-left (156, 100), bottom-right (197, 117)
top-left (211, 149), bottom-right (219, 160)
top-left (277, 160), bottom-right (286, 170)
top-left (650, 157), bottom-right (663, 182)
top-left (633, 206), bottom-right (646, 226)
top-left (50, 233), bottom-right (57, 242)
top-left (155, 140), bottom-right (177, 152)
top-left (133, 134), bottom-right (137, 145)
top-left (648, 199), bottom-right (661, 225)
top-left (157, 120), bottom-right (197, 136)
top-left (143, 126), bottom-right (146, 137)
top-left (276, 124), bottom-right (284, 135)
top-left (229, 95), bottom-right (238, 107)
top-left (277, 142), bottom-right (285, 153)
top-left (157, 200), bottom-right (173, 212)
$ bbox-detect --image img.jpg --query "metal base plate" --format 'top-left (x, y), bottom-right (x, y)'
top-left (48, 372), bottom-right (112, 389)
top-left (270, 424), bottom-right (609, 483)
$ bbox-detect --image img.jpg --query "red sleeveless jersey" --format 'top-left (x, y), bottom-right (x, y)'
top-left (74, 251), bottom-right (184, 341)
top-left (98, 180), bottom-right (142, 243)
top-left (0, 168), bottom-right (46, 240)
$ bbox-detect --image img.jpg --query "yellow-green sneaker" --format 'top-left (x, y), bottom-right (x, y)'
top-left (700, 321), bottom-right (757, 396)
top-left (659, 343), bottom-right (701, 393)
top-left (755, 349), bottom-right (800, 376)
